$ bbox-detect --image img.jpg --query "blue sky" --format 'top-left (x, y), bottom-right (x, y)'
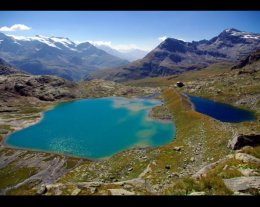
top-left (0, 11), bottom-right (259, 51)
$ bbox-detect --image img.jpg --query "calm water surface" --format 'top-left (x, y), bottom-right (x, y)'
top-left (6, 97), bottom-right (175, 159)
top-left (188, 95), bottom-right (256, 123)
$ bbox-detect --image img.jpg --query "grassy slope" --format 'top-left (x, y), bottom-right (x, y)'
top-left (161, 89), bottom-right (258, 195)
top-left (158, 89), bottom-right (234, 194)
top-left (125, 62), bottom-right (233, 87)
top-left (125, 61), bottom-right (260, 194)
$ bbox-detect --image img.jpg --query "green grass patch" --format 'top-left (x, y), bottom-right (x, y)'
top-left (125, 62), bottom-right (232, 87)
top-left (0, 165), bottom-right (37, 190)
top-left (206, 158), bottom-right (243, 179)
top-left (165, 177), bottom-right (202, 195)
top-left (142, 88), bottom-right (232, 185)
top-left (0, 125), bottom-right (12, 130)
top-left (3, 149), bottom-right (16, 156)
top-left (199, 174), bottom-right (233, 195)
top-left (66, 158), bottom-right (80, 169)
top-left (240, 146), bottom-right (260, 159)
top-left (18, 107), bottom-right (44, 114)
top-left (6, 179), bottom-right (40, 195)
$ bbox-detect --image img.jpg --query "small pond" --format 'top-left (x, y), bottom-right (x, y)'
top-left (187, 95), bottom-right (256, 123)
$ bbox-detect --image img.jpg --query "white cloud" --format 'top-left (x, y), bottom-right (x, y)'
top-left (87, 40), bottom-right (148, 51)
top-left (158, 36), bottom-right (167, 42)
top-left (88, 40), bottom-right (112, 47)
top-left (74, 40), bottom-right (82, 44)
top-left (177, 38), bottom-right (185, 42)
top-left (0, 24), bottom-right (31, 32)
top-left (113, 44), bottom-right (140, 51)
top-left (158, 36), bottom-right (186, 42)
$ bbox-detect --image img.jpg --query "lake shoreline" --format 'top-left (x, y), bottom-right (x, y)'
top-left (3, 96), bottom-right (175, 160)
top-left (181, 92), bottom-right (196, 111)
top-left (188, 94), bottom-right (256, 123)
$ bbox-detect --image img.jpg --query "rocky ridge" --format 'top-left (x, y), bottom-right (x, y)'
top-left (87, 28), bottom-right (260, 82)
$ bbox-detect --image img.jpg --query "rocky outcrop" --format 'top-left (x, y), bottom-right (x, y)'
top-left (173, 146), bottom-right (182, 151)
top-left (0, 74), bottom-right (78, 101)
top-left (234, 153), bottom-right (260, 164)
top-left (189, 191), bottom-right (206, 195)
top-left (237, 168), bottom-right (259, 176)
top-left (192, 155), bottom-right (233, 179)
top-left (231, 50), bottom-right (260, 69)
top-left (193, 152), bottom-right (260, 180)
top-left (228, 134), bottom-right (260, 150)
top-left (108, 188), bottom-right (135, 195)
top-left (224, 176), bottom-right (260, 192)
top-left (176, 81), bottom-right (185, 87)
top-left (79, 79), bottom-right (160, 99)
top-left (0, 148), bottom-right (82, 195)
top-left (36, 184), bottom-right (47, 195)
top-left (71, 188), bottom-right (81, 195)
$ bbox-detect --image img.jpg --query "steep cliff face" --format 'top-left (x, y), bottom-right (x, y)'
top-left (231, 50), bottom-right (260, 69)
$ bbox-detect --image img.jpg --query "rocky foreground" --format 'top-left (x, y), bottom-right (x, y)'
top-left (0, 57), bottom-right (259, 195)
top-left (0, 63), bottom-right (162, 195)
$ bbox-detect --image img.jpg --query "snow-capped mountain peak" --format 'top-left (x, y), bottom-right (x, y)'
top-left (8, 34), bottom-right (61, 49)
top-left (224, 28), bottom-right (260, 40)
top-left (49, 37), bottom-right (76, 49)
top-left (224, 28), bottom-right (240, 33)
top-left (0, 32), bottom-right (129, 81)
top-left (7, 34), bottom-right (78, 50)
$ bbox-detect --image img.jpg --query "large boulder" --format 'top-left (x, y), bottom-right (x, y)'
top-left (228, 134), bottom-right (260, 150)
top-left (192, 155), bottom-right (233, 180)
top-left (224, 176), bottom-right (260, 193)
top-left (36, 184), bottom-right (47, 195)
top-left (176, 81), bottom-right (185, 87)
top-left (108, 189), bottom-right (135, 195)
top-left (189, 191), bottom-right (206, 195)
top-left (234, 153), bottom-right (260, 164)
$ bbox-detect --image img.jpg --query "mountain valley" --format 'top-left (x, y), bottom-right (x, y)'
top-left (0, 44), bottom-right (259, 195)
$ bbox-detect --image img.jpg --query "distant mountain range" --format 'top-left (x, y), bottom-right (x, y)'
top-left (0, 33), bottom-right (129, 80)
top-left (86, 28), bottom-right (260, 82)
top-left (94, 45), bottom-right (148, 61)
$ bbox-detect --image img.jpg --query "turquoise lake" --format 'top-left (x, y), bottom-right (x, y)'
top-left (5, 97), bottom-right (175, 159)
